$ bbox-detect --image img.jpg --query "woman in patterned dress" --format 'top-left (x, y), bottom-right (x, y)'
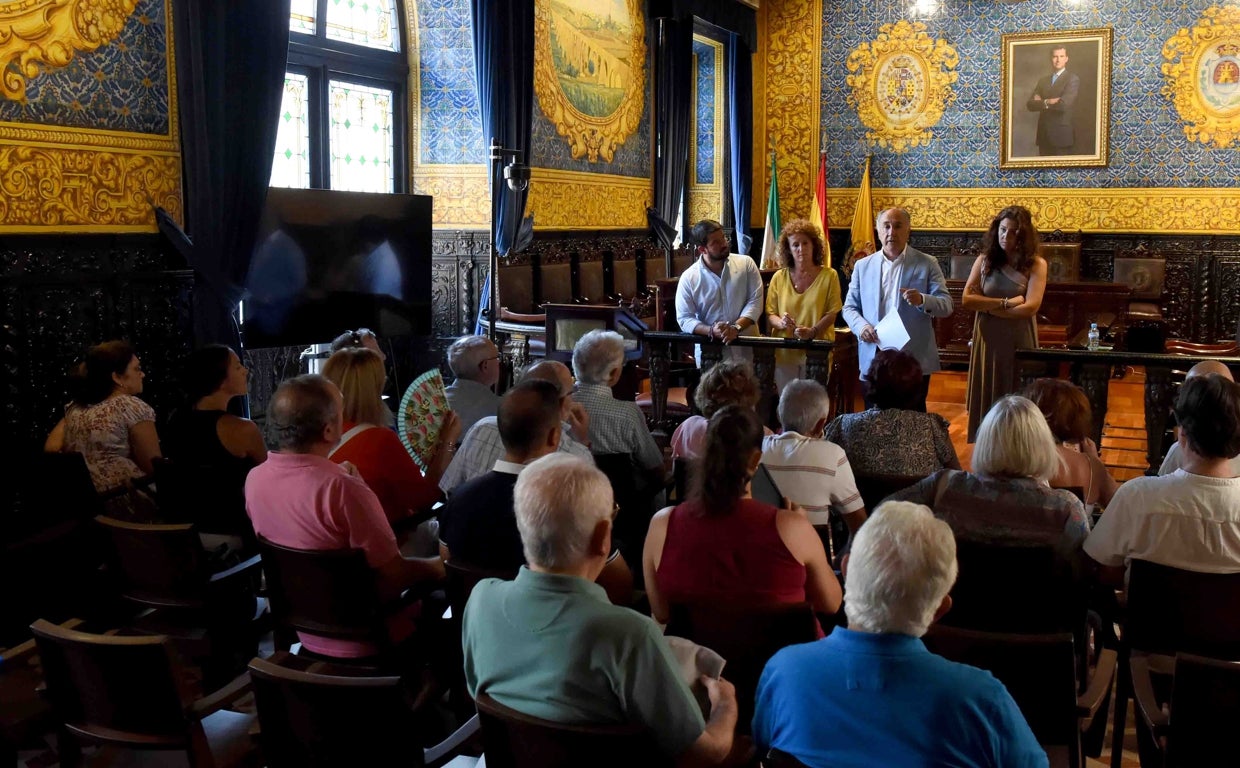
top-left (45, 340), bottom-right (161, 515)
top-left (962, 206), bottom-right (1048, 443)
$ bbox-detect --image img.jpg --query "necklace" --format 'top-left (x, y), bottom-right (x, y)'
top-left (792, 267), bottom-right (819, 292)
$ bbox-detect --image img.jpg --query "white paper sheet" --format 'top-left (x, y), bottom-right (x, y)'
top-left (875, 310), bottom-right (911, 351)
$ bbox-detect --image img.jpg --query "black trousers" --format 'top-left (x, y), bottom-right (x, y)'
top-left (862, 374), bottom-right (931, 413)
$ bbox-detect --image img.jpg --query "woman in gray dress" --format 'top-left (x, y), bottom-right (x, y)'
top-left (963, 206), bottom-right (1048, 442)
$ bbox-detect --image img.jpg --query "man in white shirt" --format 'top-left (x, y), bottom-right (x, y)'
top-left (674, 219), bottom-right (764, 363)
top-left (1086, 373), bottom-right (1240, 583)
top-left (1158, 360), bottom-right (1240, 476)
top-left (761, 380), bottom-right (867, 552)
top-left (842, 208), bottom-right (952, 412)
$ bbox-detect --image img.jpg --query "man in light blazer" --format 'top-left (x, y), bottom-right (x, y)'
top-left (842, 208), bottom-right (953, 412)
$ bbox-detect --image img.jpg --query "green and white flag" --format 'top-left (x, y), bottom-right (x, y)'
top-left (760, 152), bottom-right (781, 269)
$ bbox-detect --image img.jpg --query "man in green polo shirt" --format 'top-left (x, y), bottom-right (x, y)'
top-left (462, 453), bottom-right (738, 764)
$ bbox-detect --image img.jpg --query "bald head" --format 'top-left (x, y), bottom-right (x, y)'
top-left (1187, 360), bottom-right (1234, 382)
top-left (267, 374), bottom-right (341, 452)
top-left (522, 360), bottom-right (574, 396)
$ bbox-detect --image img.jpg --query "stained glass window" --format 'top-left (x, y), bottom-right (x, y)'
top-left (329, 80), bottom-right (394, 193)
top-left (289, 0), bottom-right (317, 35)
top-left (271, 73), bottom-right (312, 189)
top-left (326, 0), bottom-right (400, 52)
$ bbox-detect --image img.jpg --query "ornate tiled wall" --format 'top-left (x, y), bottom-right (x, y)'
top-left (688, 34), bottom-right (725, 226)
top-left (693, 38), bottom-right (717, 185)
top-left (412, 0), bottom-right (485, 165)
top-left (813, 0), bottom-right (1240, 232)
top-left (0, 0), bottom-right (180, 231)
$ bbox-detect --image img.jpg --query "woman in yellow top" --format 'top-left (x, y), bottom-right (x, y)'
top-left (765, 219), bottom-right (842, 392)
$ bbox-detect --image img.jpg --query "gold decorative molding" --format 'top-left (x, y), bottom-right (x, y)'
top-left (846, 19), bottom-right (958, 153)
top-left (0, 0), bottom-right (179, 231)
top-left (688, 190), bottom-right (723, 226)
top-left (533, 0), bottom-right (646, 163)
top-left (0, 143), bottom-right (180, 232)
top-left (0, 0), bottom-right (138, 101)
top-left (527, 167), bottom-right (651, 229)
top-left (757, 0), bottom-right (822, 227)
top-left (1162, 4), bottom-right (1240, 149)
top-left (825, 187), bottom-right (1240, 235)
top-left (412, 165), bottom-right (489, 228)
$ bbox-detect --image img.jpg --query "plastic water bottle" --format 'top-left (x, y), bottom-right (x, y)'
top-left (1087, 322), bottom-right (1100, 351)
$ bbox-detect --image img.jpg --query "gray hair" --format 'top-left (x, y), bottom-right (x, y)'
top-left (572, 330), bottom-right (625, 385)
top-left (875, 207), bottom-right (911, 230)
top-left (267, 374), bottom-right (339, 452)
top-left (514, 453), bottom-right (615, 570)
top-left (844, 501), bottom-right (957, 637)
top-left (446, 335), bottom-right (496, 381)
top-left (972, 395), bottom-right (1061, 482)
top-left (777, 379), bottom-right (831, 435)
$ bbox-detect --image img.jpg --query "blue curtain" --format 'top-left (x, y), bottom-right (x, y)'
top-left (471, 0), bottom-right (534, 255)
top-left (471, 0), bottom-right (534, 333)
top-left (164, 0), bottom-right (291, 348)
top-left (727, 33), bottom-right (753, 254)
top-left (652, 16), bottom-right (694, 245)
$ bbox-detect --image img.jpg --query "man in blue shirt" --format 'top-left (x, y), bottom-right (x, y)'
top-left (752, 501), bottom-right (1047, 768)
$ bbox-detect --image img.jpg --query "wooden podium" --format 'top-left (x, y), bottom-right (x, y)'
top-left (544, 303), bottom-right (649, 400)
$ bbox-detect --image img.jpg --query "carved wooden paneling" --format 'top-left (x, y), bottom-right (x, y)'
top-left (1161, 251), bottom-right (1199, 342)
top-left (0, 234), bottom-right (194, 453)
top-left (1213, 255), bottom-right (1240, 343)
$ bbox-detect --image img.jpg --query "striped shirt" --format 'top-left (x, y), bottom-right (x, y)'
top-left (760, 432), bottom-right (865, 526)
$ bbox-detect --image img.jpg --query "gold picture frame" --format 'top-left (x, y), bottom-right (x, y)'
top-left (533, 0), bottom-right (647, 164)
top-left (1000, 27), bottom-right (1112, 169)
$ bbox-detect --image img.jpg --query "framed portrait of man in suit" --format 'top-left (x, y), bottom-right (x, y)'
top-left (1000, 28), bottom-right (1113, 169)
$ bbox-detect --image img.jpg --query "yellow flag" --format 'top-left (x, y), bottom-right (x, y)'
top-left (848, 156), bottom-right (875, 276)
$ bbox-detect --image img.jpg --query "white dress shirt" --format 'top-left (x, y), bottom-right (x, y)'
top-left (675, 254), bottom-right (764, 362)
top-left (878, 250), bottom-right (905, 320)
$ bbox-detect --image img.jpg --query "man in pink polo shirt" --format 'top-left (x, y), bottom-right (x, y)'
top-left (245, 374), bottom-right (444, 658)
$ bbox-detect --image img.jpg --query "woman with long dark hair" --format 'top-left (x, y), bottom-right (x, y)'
top-left (163, 344), bottom-right (266, 468)
top-left (642, 406), bottom-right (841, 626)
top-left (962, 205), bottom-right (1048, 442)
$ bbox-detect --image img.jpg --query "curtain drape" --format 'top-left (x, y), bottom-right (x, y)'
top-left (652, 16), bottom-right (694, 245)
top-left (165, 0), bottom-right (291, 348)
top-left (471, 0), bottom-right (534, 256)
top-left (727, 33), bottom-right (753, 254)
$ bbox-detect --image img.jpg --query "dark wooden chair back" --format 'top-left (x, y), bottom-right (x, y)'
top-left (853, 472), bottom-right (925, 513)
top-left (924, 625), bottom-right (1080, 763)
top-left (475, 692), bottom-right (667, 768)
top-left (1165, 653), bottom-right (1240, 767)
top-left (152, 457), bottom-right (255, 544)
top-left (2, 453), bottom-right (107, 645)
top-left (96, 516), bottom-right (213, 608)
top-left (945, 540), bottom-right (1083, 637)
top-left (444, 559), bottom-right (516, 627)
top-left (257, 535), bottom-right (385, 642)
top-left (592, 452), bottom-right (657, 564)
top-left (764, 748), bottom-right (811, 768)
top-left (665, 601), bottom-right (819, 727)
top-left (671, 457), bottom-right (694, 503)
top-left (249, 654), bottom-right (422, 767)
top-left (1126, 560), bottom-right (1240, 659)
top-left (30, 619), bottom-right (190, 746)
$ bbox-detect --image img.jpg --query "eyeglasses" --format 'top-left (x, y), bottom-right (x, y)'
top-left (478, 355), bottom-right (500, 368)
top-left (610, 503), bottom-right (621, 521)
top-left (348, 328), bottom-right (374, 346)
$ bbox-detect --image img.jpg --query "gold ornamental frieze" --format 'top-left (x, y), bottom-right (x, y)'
top-left (533, 0), bottom-right (646, 163)
top-left (1162, 4), bottom-right (1240, 149)
top-left (846, 19), bottom-right (959, 153)
top-left (826, 187), bottom-right (1240, 235)
top-left (0, 0), bottom-right (138, 101)
top-left (527, 168), bottom-right (651, 229)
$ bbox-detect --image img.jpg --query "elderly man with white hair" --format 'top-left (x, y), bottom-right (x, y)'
top-left (463, 454), bottom-right (738, 765)
top-left (761, 379), bottom-right (866, 537)
top-left (752, 502), bottom-right (1046, 768)
top-left (438, 360), bottom-right (592, 494)
top-left (444, 334), bottom-right (502, 437)
top-left (571, 329), bottom-right (664, 472)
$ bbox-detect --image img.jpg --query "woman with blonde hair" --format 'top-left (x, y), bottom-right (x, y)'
top-left (885, 395), bottom-right (1089, 565)
top-left (765, 219), bottom-right (842, 391)
top-left (322, 348), bottom-right (460, 524)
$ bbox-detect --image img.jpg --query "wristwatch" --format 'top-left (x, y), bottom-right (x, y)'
top-left (730, 322), bottom-right (742, 332)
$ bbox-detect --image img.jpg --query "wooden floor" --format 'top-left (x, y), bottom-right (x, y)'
top-left (927, 369), bottom-right (1150, 482)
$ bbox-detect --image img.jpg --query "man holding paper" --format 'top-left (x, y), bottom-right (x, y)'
top-left (842, 208), bottom-right (953, 412)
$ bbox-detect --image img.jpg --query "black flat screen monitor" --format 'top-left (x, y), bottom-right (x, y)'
top-left (241, 188), bottom-right (432, 348)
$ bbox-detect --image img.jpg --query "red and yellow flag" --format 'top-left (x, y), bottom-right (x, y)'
top-left (807, 150), bottom-right (831, 264)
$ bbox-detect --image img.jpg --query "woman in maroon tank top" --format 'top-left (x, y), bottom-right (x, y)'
top-left (642, 406), bottom-right (842, 625)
